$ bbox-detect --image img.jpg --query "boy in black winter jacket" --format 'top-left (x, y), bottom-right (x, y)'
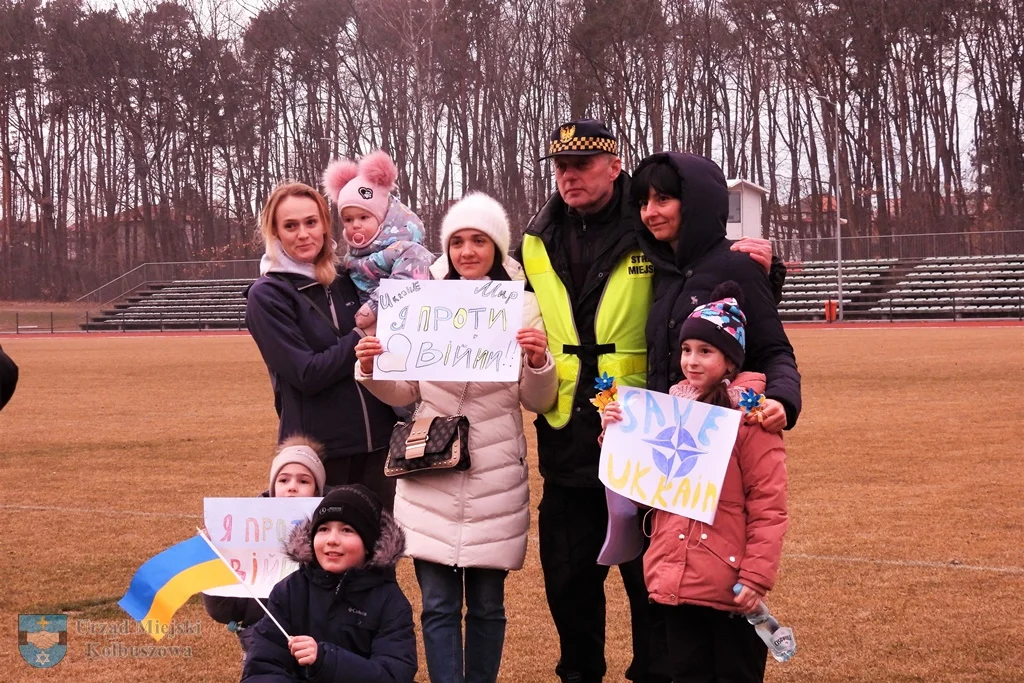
top-left (241, 485), bottom-right (417, 683)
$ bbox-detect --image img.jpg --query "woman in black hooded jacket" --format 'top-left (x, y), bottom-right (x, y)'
top-left (632, 152), bottom-right (801, 431)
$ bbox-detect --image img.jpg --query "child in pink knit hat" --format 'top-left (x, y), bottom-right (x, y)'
top-left (322, 151), bottom-right (434, 331)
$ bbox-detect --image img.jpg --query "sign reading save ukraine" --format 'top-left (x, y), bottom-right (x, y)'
top-left (599, 387), bottom-right (741, 524)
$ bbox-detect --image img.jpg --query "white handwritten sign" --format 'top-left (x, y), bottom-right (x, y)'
top-left (373, 278), bottom-right (524, 381)
top-left (599, 388), bottom-right (741, 524)
top-left (202, 497), bottom-right (320, 598)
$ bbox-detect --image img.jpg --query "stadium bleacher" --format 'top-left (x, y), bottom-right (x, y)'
top-left (870, 255), bottom-right (1024, 319)
top-left (778, 258), bottom-right (899, 321)
top-left (82, 279), bottom-right (250, 331)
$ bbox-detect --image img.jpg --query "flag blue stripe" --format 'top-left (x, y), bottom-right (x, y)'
top-left (118, 536), bottom-right (219, 620)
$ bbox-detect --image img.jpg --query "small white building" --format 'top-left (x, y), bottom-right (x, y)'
top-left (726, 179), bottom-right (769, 240)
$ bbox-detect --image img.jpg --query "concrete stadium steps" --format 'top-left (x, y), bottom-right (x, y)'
top-left (875, 256), bottom-right (1024, 319)
top-left (867, 303), bottom-right (1024, 318)
top-left (780, 258), bottom-right (901, 320)
top-left (124, 293), bottom-right (242, 303)
top-left (780, 255), bottom-right (1024, 320)
top-left (82, 278), bottom-right (252, 331)
top-left (921, 254), bottom-right (1024, 262)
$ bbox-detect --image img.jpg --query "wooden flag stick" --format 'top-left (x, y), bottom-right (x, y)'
top-left (196, 527), bottom-right (291, 640)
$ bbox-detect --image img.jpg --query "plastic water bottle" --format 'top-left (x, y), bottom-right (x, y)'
top-left (732, 584), bottom-right (796, 662)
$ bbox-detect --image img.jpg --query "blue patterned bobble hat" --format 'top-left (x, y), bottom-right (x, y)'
top-left (679, 281), bottom-right (747, 368)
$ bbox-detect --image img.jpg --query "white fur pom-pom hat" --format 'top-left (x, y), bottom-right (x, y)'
top-left (322, 150), bottom-right (398, 226)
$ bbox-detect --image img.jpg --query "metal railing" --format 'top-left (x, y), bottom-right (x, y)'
top-left (0, 309), bottom-right (249, 334)
top-left (82, 309), bottom-right (248, 332)
top-left (76, 260), bottom-right (261, 305)
top-left (771, 230), bottom-right (1024, 262)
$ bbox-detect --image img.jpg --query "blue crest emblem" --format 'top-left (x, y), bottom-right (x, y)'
top-left (19, 614), bottom-right (67, 668)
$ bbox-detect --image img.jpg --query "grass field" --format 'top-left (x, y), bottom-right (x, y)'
top-left (1, 327), bottom-right (1022, 682)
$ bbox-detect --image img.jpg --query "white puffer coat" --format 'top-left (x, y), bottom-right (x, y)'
top-left (355, 256), bottom-right (557, 570)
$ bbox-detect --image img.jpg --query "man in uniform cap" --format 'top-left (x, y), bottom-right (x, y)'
top-left (516, 119), bottom-right (774, 683)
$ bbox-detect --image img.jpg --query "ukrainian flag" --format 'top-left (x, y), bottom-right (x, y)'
top-left (119, 535), bottom-right (237, 641)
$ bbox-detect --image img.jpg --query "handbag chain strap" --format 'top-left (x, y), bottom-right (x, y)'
top-left (403, 383), bottom-right (469, 460)
top-left (411, 382), bottom-right (470, 420)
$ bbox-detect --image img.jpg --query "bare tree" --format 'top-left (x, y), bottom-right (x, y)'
top-left (2, 0), bottom-right (1023, 298)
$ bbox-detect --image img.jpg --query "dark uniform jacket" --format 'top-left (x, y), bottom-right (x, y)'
top-left (241, 514), bottom-right (417, 682)
top-left (517, 173), bottom-right (644, 487)
top-left (245, 272), bottom-right (396, 460)
top-left (635, 152), bottom-right (802, 428)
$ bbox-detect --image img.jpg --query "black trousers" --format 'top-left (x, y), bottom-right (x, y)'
top-left (323, 448), bottom-right (396, 512)
top-left (538, 482), bottom-right (669, 683)
top-left (660, 603), bottom-right (767, 683)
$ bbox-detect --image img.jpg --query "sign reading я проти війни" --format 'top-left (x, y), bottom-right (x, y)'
top-left (373, 278), bottom-right (525, 382)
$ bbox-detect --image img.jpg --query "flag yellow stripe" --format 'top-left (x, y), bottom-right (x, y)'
top-left (139, 559), bottom-right (237, 640)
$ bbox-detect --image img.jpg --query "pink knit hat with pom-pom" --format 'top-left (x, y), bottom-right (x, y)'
top-left (322, 150), bottom-right (398, 228)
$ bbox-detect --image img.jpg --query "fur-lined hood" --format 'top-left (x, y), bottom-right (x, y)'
top-left (284, 509), bottom-right (406, 571)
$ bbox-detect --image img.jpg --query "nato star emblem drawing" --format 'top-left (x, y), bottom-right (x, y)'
top-left (644, 422), bottom-right (708, 479)
top-left (18, 614), bottom-right (67, 668)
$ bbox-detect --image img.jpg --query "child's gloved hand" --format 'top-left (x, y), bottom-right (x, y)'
top-left (355, 303), bottom-right (377, 330)
top-left (288, 635), bottom-right (318, 666)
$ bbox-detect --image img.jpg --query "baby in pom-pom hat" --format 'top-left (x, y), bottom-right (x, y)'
top-left (322, 151), bottom-right (434, 331)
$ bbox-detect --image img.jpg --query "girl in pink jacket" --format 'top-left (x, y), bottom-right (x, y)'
top-left (602, 281), bottom-right (788, 683)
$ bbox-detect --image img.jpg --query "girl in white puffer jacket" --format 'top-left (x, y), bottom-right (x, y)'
top-left (355, 192), bottom-right (557, 683)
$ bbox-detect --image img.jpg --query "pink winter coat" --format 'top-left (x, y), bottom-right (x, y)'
top-left (356, 256), bottom-right (558, 570)
top-left (644, 372), bottom-right (788, 612)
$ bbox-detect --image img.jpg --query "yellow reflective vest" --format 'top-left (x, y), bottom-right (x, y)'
top-left (521, 235), bottom-right (653, 428)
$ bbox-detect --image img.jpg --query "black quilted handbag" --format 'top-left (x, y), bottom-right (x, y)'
top-left (384, 385), bottom-right (471, 478)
